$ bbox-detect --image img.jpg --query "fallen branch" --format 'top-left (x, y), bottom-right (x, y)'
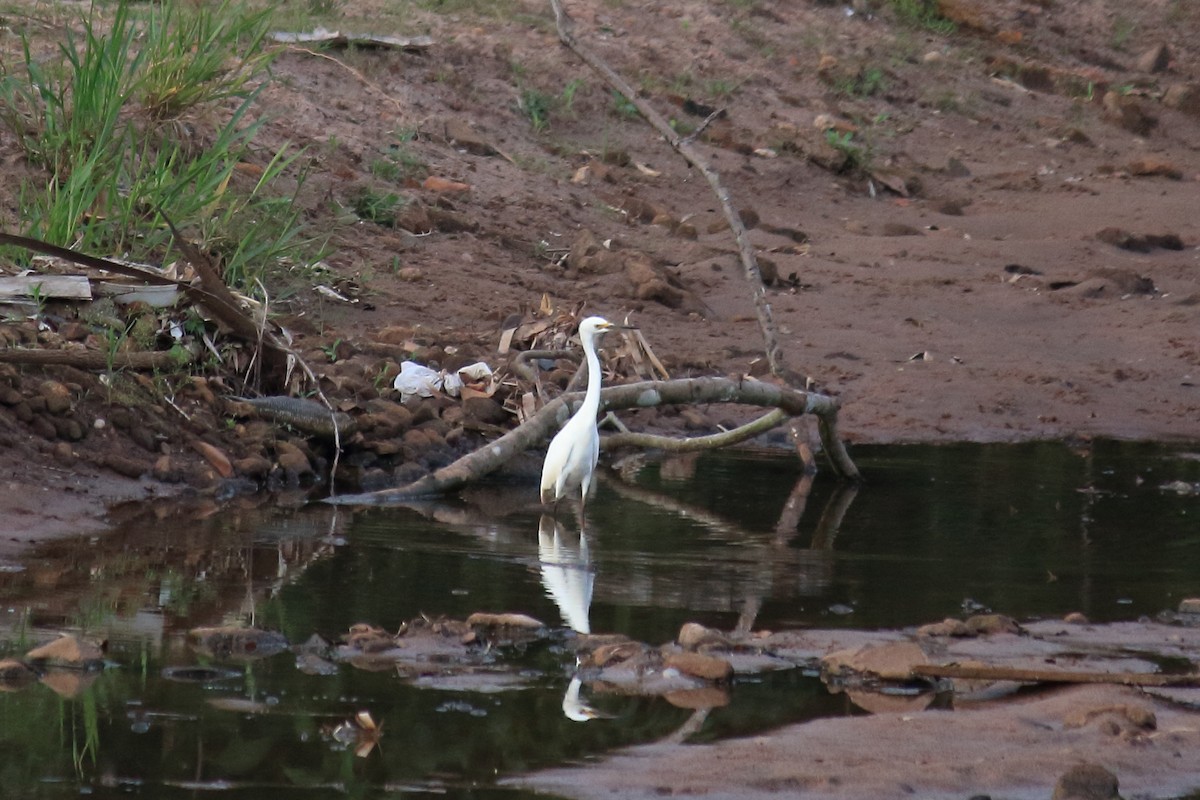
top-left (330, 377), bottom-right (852, 505)
top-left (913, 663), bottom-right (1200, 688)
top-left (601, 408), bottom-right (787, 452)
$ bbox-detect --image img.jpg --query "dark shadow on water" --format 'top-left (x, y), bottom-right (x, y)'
top-left (1, 440), bottom-right (1198, 796)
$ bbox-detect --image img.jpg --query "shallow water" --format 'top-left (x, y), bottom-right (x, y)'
top-left (1, 441), bottom-right (1198, 797)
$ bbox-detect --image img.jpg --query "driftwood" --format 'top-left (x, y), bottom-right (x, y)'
top-left (913, 663), bottom-right (1200, 688)
top-left (330, 376), bottom-right (854, 504)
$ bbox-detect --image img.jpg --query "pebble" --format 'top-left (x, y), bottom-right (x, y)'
top-left (1052, 763), bottom-right (1119, 800)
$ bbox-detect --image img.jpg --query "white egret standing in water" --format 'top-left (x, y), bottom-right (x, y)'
top-left (540, 316), bottom-right (619, 515)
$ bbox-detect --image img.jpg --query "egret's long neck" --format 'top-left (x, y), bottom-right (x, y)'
top-left (581, 334), bottom-right (603, 418)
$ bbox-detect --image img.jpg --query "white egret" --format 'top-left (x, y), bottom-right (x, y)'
top-left (540, 316), bottom-right (619, 514)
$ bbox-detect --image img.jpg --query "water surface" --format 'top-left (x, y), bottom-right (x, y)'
top-left (1, 441), bottom-right (1198, 797)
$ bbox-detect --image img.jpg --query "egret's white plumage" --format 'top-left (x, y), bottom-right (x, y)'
top-left (540, 316), bottom-right (614, 512)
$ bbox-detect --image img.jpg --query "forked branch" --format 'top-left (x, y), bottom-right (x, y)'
top-left (329, 376), bottom-right (856, 505)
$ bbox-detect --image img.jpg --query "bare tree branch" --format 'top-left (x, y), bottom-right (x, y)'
top-left (329, 376), bottom-right (854, 505)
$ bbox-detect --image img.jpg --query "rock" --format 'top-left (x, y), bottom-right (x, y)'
top-left (664, 651), bottom-right (734, 682)
top-left (465, 612), bottom-right (545, 629)
top-left (51, 441), bottom-right (73, 464)
top-left (26, 634), bottom-right (104, 667)
top-left (1093, 227), bottom-right (1175, 255)
top-left (881, 222), bottom-right (923, 237)
top-left (38, 380), bottom-right (71, 415)
top-left (422, 175), bottom-right (471, 193)
top-left (1102, 91), bottom-right (1156, 136)
top-left (677, 622), bottom-right (731, 651)
top-left (665, 686), bottom-right (731, 709)
top-left (441, 118), bottom-right (498, 157)
top-left (1052, 763), bottom-right (1119, 800)
top-left (1063, 703), bottom-right (1156, 733)
top-left (104, 453), bottom-right (149, 479)
top-left (394, 202), bottom-right (432, 234)
top-left (190, 626), bottom-right (289, 660)
top-left (917, 618), bottom-right (974, 637)
top-left (822, 641), bottom-right (928, 681)
top-left (588, 641), bottom-right (644, 668)
top-left (946, 157), bottom-right (971, 177)
top-left (275, 440), bottom-right (313, 476)
top-left (1136, 43), bottom-right (1171, 74)
top-left (965, 613), bottom-right (1021, 635)
top-left (935, 198), bottom-right (968, 216)
top-left (0, 658), bottom-right (38, 689)
top-left (567, 229), bottom-right (622, 275)
top-left (1178, 598), bottom-right (1200, 614)
top-left (1163, 83), bottom-right (1200, 116)
top-left (1126, 158), bottom-right (1182, 179)
top-left (846, 688), bottom-right (937, 714)
top-left (192, 440), bottom-right (233, 478)
top-left (1064, 611), bottom-right (1090, 624)
top-left (233, 455), bottom-right (272, 478)
top-left (462, 396), bottom-right (508, 426)
top-left (625, 252), bottom-right (685, 309)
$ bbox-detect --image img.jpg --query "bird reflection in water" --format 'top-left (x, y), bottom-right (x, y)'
top-left (538, 515), bottom-right (609, 721)
top-left (537, 514), bottom-right (594, 634)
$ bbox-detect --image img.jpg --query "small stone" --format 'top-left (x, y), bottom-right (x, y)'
top-left (1126, 158), bottom-right (1182, 179)
top-left (38, 380), bottom-right (72, 415)
top-left (922, 50), bottom-right (943, 64)
top-left (233, 455), bottom-right (272, 479)
top-left (465, 612), bottom-right (544, 629)
top-left (1102, 91), bottom-right (1156, 136)
top-left (26, 634), bottom-right (104, 666)
top-left (917, 618), bottom-right (974, 637)
top-left (1064, 611), bottom-right (1090, 624)
top-left (881, 222), bottom-right (923, 237)
top-left (0, 658), bottom-right (38, 688)
top-left (677, 622), bottom-right (730, 651)
top-left (275, 441), bottom-right (313, 476)
top-left (192, 440), bottom-right (233, 478)
top-left (461, 396), bottom-right (508, 426)
top-left (664, 651), bottom-right (733, 682)
top-left (822, 641), bottom-right (929, 680)
top-left (1052, 763), bottom-right (1119, 800)
top-left (422, 175), bottom-right (471, 193)
top-left (1163, 83), bottom-right (1200, 116)
top-left (1136, 43), bottom-right (1171, 74)
top-left (965, 613), bottom-right (1021, 635)
top-left (104, 454), bottom-right (149, 479)
top-left (51, 442), bottom-right (73, 464)
top-left (1178, 598), bottom-right (1200, 614)
top-left (190, 626), bottom-right (289, 660)
top-left (817, 53), bottom-right (838, 73)
top-left (398, 266), bottom-right (423, 281)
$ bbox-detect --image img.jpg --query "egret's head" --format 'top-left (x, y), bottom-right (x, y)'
top-left (578, 316), bottom-right (614, 339)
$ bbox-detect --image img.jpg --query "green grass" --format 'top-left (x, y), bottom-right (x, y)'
top-left (0, 1), bottom-right (319, 298)
top-left (887, 0), bottom-right (956, 35)
top-left (350, 187), bottom-right (406, 226)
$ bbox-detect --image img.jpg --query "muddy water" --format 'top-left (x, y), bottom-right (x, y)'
top-left (1, 442), bottom-right (1198, 797)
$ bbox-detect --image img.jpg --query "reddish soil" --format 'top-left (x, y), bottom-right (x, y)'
top-left (1, 2), bottom-right (1200, 792)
